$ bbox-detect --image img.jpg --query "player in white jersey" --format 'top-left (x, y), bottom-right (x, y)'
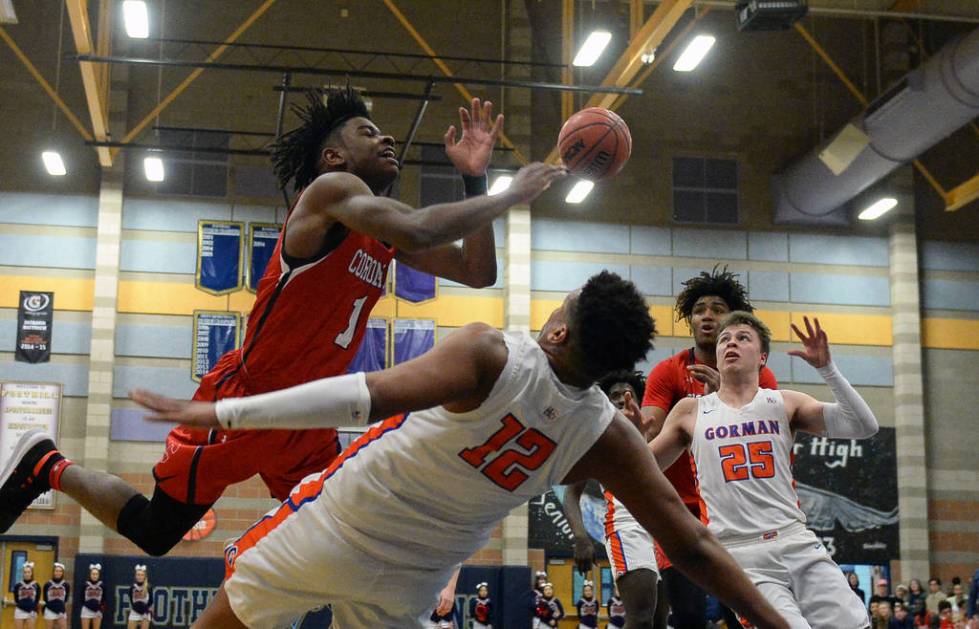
top-left (651, 311), bottom-right (877, 629)
top-left (124, 272), bottom-right (789, 629)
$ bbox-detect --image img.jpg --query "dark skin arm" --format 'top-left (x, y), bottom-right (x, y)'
top-left (560, 480), bottom-right (595, 575)
top-left (565, 416), bottom-right (789, 629)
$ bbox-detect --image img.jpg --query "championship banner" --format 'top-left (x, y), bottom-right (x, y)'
top-left (247, 223), bottom-right (280, 292)
top-left (347, 318), bottom-right (388, 373)
top-left (0, 382), bottom-right (61, 509)
top-left (793, 428), bottom-right (899, 564)
top-left (529, 481), bottom-right (607, 559)
top-left (191, 311), bottom-right (241, 383)
top-left (196, 220), bottom-right (244, 295)
top-left (394, 261), bottom-right (437, 304)
top-left (15, 291), bottom-right (54, 363)
top-left (393, 319), bottom-right (435, 365)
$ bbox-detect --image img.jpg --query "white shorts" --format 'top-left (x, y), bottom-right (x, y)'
top-left (13, 608), bottom-right (37, 620)
top-left (224, 489), bottom-right (452, 628)
top-left (724, 523), bottom-right (869, 629)
top-left (473, 622), bottom-right (492, 629)
top-left (43, 608), bottom-right (66, 620)
top-left (604, 524), bottom-right (660, 579)
top-left (80, 607), bottom-right (103, 619)
top-left (128, 611), bottom-right (152, 622)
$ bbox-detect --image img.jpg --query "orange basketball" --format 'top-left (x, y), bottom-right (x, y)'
top-left (182, 508), bottom-right (217, 541)
top-left (557, 107), bottom-right (632, 180)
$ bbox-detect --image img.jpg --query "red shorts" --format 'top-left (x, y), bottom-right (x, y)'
top-left (152, 353), bottom-right (341, 505)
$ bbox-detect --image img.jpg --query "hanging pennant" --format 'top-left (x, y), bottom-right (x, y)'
top-left (347, 318), bottom-right (389, 373)
top-left (393, 319), bottom-right (436, 365)
top-left (191, 311), bottom-right (241, 382)
top-left (247, 223), bottom-right (281, 292)
top-left (15, 291), bottom-right (54, 364)
top-left (196, 220), bottom-right (244, 295)
top-left (394, 261), bottom-right (437, 304)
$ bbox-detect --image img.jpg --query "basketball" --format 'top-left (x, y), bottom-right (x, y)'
top-left (557, 107), bottom-right (632, 180)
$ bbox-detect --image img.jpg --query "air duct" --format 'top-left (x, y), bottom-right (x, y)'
top-left (773, 26), bottom-right (979, 225)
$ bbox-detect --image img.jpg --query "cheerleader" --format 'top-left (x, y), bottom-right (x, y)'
top-left (606, 584), bottom-right (626, 629)
top-left (41, 563), bottom-right (70, 629)
top-left (535, 583), bottom-right (564, 628)
top-left (469, 582), bottom-right (492, 629)
top-left (531, 571), bottom-right (548, 628)
top-left (9, 562), bottom-right (40, 629)
top-left (576, 580), bottom-right (599, 629)
top-left (81, 563), bottom-right (105, 629)
top-left (128, 564), bottom-right (152, 629)
top-left (428, 606), bottom-right (455, 628)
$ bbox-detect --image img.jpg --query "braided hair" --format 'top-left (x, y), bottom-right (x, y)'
top-left (271, 86), bottom-right (371, 192)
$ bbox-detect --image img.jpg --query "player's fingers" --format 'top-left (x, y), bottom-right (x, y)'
top-left (459, 107), bottom-right (471, 132)
top-left (804, 316), bottom-right (815, 339)
top-left (786, 350), bottom-right (805, 359)
top-left (490, 113), bottom-right (504, 138)
top-left (814, 317), bottom-right (823, 336)
top-left (481, 99), bottom-right (493, 127)
top-left (444, 125), bottom-right (456, 148)
top-left (790, 323), bottom-right (805, 341)
top-left (470, 97), bottom-right (480, 128)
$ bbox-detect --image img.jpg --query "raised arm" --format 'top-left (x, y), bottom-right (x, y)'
top-left (131, 323), bottom-right (509, 430)
top-left (648, 397), bottom-right (696, 470)
top-left (566, 417), bottom-right (788, 629)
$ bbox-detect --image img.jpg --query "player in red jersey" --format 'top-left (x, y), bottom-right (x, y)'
top-left (0, 86), bottom-right (565, 555)
top-left (641, 267), bottom-right (778, 628)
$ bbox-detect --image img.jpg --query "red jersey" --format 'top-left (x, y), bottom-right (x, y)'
top-left (643, 348), bottom-right (778, 509)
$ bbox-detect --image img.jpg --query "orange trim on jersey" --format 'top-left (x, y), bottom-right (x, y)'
top-left (603, 490), bottom-right (616, 538)
top-left (688, 454), bottom-right (710, 525)
top-left (223, 413), bottom-right (410, 579)
top-left (602, 490), bottom-right (629, 574)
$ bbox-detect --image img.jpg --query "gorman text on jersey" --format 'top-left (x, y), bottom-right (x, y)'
top-left (704, 419), bottom-right (781, 440)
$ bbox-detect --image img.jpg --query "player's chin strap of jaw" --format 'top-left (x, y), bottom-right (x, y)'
top-left (817, 361), bottom-right (878, 439)
top-left (214, 372), bottom-right (371, 430)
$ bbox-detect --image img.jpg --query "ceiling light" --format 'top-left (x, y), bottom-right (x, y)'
top-left (42, 151), bottom-right (67, 176)
top-left (858, 197), bottom-right (897, 221)
top-left (573, 31), bottom-right (612, 67)
top-left (488, 175), bottom-right (513, 196)
top-left (0, 0), bottom-right (18, 24)
top-left (673, 35), bottom-right (716, 72)
top-left (123, 1), bottom-right (149, 38)
top-left (144, 156), bottom-right (165, 182)
top-left (565, 180), bottom-right (594, 204)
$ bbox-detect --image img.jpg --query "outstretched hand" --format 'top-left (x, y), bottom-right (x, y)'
top-left (131, 389), bottom-right (221, 429)
top-left (788, 316), bottom-right (831, 368)
top-left (444, 97), bottom-right (504, 176)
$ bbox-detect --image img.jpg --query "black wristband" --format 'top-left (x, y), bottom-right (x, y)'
top-left (462, 173), bottom-right (488, 197)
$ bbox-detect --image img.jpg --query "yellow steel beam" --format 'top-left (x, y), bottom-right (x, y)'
top-left (562, 0), bottom-right (574, 122)
top-left (889, 0), bottom-right (921, 12)
top-left (96, 0), bottom-right (111, 108)
top-left (115, 0), bottom-right (278, 159)
top-left (66, 0), bottom-right (112, 166)
top-left (0, 26), bottom-right (93, 142)
top-left (630, 0), bottom-right (644, 38)
top-left (945, 171), bottom-right (979, 212)
top-left (545, 0), bottom-right (693, 164)
top-left (382, 0), bottom-right (529, 165)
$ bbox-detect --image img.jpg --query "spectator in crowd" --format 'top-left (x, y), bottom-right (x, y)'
top-left (41, 563), bottom-right (70, 629)
top-left (949, 583), bottom-right (968, 615)
top-left (470, 582), bottom-right (492, 629)
top-left (897, 584), bottom-right (910, 607)
top-left (873, 579), bottom-right (902, 610)
top-left (891, 602), bottom-right (915, 629)
top-left (927, 579), bottom-right (948, 615)
top-left (576, 581), bottom-right (599, 629)
top-left (128, 564), bottom-right (152, 629)
top-left (850, 573), bottom-right (868, 606)
top-left (80, 563), bottom-right (105, 629)
top-left (7, 561), bottom-right (40, 629)
top-left (968, 568), bottom-right (979, 621)
top-left (534, 583), bottom-right (564, 628)
top-left (930, 600), bottom-right (954, 629)
top-left (874, 601), bottom-right (894, 629)
top-left (909, 579), bottom-right (928, 618)
top-left (530, 571), bottom-right (548, 624)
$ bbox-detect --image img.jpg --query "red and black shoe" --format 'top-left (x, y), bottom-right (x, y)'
top-left (0, 430), bottom-right (66, 533)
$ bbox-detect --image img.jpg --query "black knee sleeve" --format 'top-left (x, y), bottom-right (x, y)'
top-left (116, 488), bottom-right (212, 556)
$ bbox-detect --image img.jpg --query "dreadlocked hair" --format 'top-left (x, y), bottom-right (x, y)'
top-left (675, 264), bottom-right (753, 322)
top-left (571, 271), bottom-right (656, 381)
top-left (271, 86), bottom-right (371, 192)
top-left (598, 370), bottom-right (646, 399)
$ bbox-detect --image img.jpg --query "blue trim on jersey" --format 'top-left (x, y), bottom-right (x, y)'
top-left (615, 531), bottom-right (629, 572)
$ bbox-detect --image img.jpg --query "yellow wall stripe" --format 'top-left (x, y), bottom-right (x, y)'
top-left (923, 318), bottom-right (979, 351)
top-left (0, 275), bottom-right (94, 311)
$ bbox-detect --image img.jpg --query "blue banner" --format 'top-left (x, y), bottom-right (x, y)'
top-left (393, 319), bottom-right (435, 365)
top-left (394, 262), bottom-right (437, 303)
top-left (192, 311), bottom-right (241, 382)
top-left (347, 318), bottom-right (388, 373)
top-left (247, 223), bottom-right (281, 292)
top-left (196, 221), bottom-right (244, 295)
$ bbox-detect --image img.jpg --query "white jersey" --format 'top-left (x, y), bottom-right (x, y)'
top-left (314, 331), bottom-right (616, 567)
top-left (688, 389), bottom-right (805, 541)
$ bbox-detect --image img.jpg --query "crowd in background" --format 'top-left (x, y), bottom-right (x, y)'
top-left (849, 569), bottom-right (979, 629)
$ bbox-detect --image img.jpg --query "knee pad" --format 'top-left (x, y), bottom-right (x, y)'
top-left (117, 489), bottom-right (211, 556)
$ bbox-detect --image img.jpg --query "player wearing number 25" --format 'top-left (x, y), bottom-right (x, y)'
top-left (129, 272), bottom-right (789, 629)
top-left (0, 87), bottom-right (565, 556)
top-left (651, 312), bottom-right (877, 629)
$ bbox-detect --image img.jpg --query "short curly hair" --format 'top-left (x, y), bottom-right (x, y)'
top-left (675, 265), bottom-right (754, 322)
top-left (598, 370), bottom-right (646, 399)
top-left (718, 310), bottom-right (771, 357)
top-left (570, 271), bottom-right (656, 381)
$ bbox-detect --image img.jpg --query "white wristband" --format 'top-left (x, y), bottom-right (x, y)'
top-left (216, 372), bottom-right (371, 430)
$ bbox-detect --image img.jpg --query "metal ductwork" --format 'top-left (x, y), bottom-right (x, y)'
top-left (773, 26), bottom-right (979, 225)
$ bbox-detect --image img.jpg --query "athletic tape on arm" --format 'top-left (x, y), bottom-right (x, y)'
top-left (215, 372), bottom-right (371, 430)
top-left (817, 361), bottom-right (878, 439)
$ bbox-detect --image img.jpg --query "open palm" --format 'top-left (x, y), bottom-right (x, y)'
top-left (444, 97), bottom-right (504, 176)
top-left (788, 316), bottom-right (831, 368)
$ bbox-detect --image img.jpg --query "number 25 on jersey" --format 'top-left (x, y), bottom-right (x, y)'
top-left (459, 414), bottom-right (557, 491)
top-left (719, 440), bottom-right (775, 482)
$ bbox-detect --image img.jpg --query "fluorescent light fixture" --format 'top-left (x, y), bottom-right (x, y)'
top-left (41, 151), bottom-right (67, 176)
top-left (673, 35), bottom-right (716, 72)
top-left (573, 31), bottom-right (612, 67)
top-left (565, 180), bottom-right (594, 204)
top-left (123, 1), bottom-right (149, 38)
top-left (0, 0), bottom-right (18, 24)
top-left (858, 197), bottom-right (897, 221)
top-left (488, 175), bottom-right (513, 196)
top-left (144, 156), bottom-right (165, 182)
